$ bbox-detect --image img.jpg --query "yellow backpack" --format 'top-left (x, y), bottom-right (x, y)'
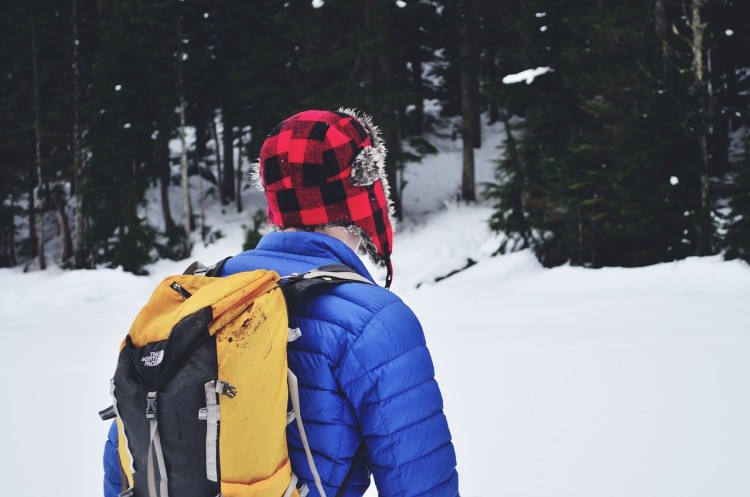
top-left (100, 262), bottom-right (372, 497)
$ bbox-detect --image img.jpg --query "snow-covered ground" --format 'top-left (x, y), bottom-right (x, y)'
top-left (1, 119), bottom-right (749, 497)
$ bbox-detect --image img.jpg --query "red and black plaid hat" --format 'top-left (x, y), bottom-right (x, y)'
top-left (252, 109), bottom-right (396, 287)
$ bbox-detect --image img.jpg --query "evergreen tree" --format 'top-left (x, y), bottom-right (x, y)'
top-left (86, 1), bottom-right (161, 272)
top-left (488, 0), bottom-right (704, 267)
top-left (4, 0), bottom-right (746, 274)
top-left (716, 2), bottom-right (750, 262)
top-left (0, 2), bottom-right (35, 265)
top-left (724, 131), bottom-right (750, 262)
top-left (0, 0), bottom-right (83, 268)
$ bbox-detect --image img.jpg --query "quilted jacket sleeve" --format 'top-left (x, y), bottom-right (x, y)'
top-left (338, 300), bottom-right (459, 497)
top-left (103, 420), bottom-right (122, 497)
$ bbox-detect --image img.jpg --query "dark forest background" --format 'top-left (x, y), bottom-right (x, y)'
top-left (1, 0), bottom-right (748, 274)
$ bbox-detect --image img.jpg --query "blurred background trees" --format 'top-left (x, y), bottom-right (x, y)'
top-left (0, 0), bottom-right (748, 273)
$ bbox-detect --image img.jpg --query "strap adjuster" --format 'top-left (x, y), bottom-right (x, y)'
top-left (215, 380), bottom-right (237, 398)
top-left (146, 392), bottom-right (158, 419)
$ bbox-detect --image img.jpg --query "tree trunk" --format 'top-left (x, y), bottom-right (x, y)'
top-left (55, 198), bottom-right (74, 262)
top-left (459, 0), bottom-right (479, 201)
top-left (461, 122), bottom-right (476, 202)
top-left (410, 58), bottom-right (424, 135)
top-left (501, 111), bottom-right (529, 247)
top-left (191, 118), bottom-right (207, 241)
top-left (72, 0), bottom-right (86, 268)
top-left (195, 114), bottom-right (208, 238)
top-left (690, 0), bottom-right (712, 254)
top-left (178, 85), bottom-right (192, 252)
top-left (160, 172), bottom-right (176, 233)
top-left (236, 128), bottom-right (244, 213)
top-left (195, 115), bottom-right (208, 169)
top-left (0, 197), bottom-right (17, 267)
top-left (157, 123), bottom-right (176, 234)
top-left (177, 18), bottom-right (192, 255)
top-left (198, 162), bottom-right (206, 242)
top-left (654, 0), bottom-right (668, 71)
top-left (211, 116), bottom-right (224, 203)
top-left (481, 1), bottom-right (500, 124)
top-left (222, 115), bottom-right (235, 203)
top-left (31, 9), bottom-right (46, 269)
top-left (10, 197), bottom-right (17, 266)
top-left (27, 184), bottom-right (37, 260)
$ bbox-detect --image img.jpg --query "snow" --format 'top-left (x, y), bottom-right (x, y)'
top-left (1, 118), bottom-right (750, 497)
top-left (400, 117), bottom-right (501, 217)
top-left (503, 67), bottom-right (554, 85)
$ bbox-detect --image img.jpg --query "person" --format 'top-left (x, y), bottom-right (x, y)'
top-left (103, 109), bottom-right (459, 496)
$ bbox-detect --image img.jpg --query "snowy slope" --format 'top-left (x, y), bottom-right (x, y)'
top-left (1, 118), bottom-right (749, 497)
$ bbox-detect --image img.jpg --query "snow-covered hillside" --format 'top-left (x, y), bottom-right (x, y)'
top-left (1, 119), bottom-right (749, 497)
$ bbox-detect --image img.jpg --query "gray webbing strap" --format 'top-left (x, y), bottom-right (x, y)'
top-left (154, 422), bottom-right (169, 497)
top-left (288, 327), bottom-right (303, 342)
top-left (297, 269), bottom-right (373, 285)
top-left (287, 368), bottom-right (327, 497)
top-left (283, 473), bottom-right (299, 497)
top-left (146, 392), bottom-right (169, 497)
top-left (204, 381), bottom-right (220, 482)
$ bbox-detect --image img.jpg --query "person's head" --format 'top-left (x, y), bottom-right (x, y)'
top-left (251, 109), bottom-right (396, 287)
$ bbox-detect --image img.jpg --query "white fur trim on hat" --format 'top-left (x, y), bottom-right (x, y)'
top-left (249, 158), bottom-right (264, 192)
top-left (338, 107), bottom-right (398, 238)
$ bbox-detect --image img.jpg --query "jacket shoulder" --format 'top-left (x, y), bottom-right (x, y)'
top-left (294, 280), bottom-right (413, 337)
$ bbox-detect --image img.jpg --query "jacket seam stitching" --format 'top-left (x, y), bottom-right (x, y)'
top-left (370, 439), bottom-right (452, 470)
top-left (377, 408), bottom-right (443, 437)
top-left (341, 343), bottom-right (424, 390)
top-left (364, 377), bottom-right (434, 405)
top-left (338, 300), bottom-right (403, 374)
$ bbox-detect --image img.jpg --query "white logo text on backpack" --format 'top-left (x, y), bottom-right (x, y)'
top-left (141, 351), bottom-right (164, 367)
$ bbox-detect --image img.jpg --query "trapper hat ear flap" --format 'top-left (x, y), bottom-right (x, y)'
top-left (337, 106), bottom-right (397, 234)
top-left (338, 108), bottom-right (387, 185)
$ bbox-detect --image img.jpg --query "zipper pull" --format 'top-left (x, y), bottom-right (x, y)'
top-left (170, 281), bottom-right (192, 299)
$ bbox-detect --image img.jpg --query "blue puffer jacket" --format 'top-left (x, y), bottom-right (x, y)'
top-left (104, 231), bottom-right (459, 497)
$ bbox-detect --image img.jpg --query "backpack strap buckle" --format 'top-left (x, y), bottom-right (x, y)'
top-left (145, 392), bottom-right (158, 420)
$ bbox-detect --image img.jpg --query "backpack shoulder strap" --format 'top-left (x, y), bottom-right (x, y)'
top-left (182, 257), bottom-right (232, 277)
top-left (205, 257), bottom-right (232, 277)
top-left (280, 264), bottom-right (375, 312)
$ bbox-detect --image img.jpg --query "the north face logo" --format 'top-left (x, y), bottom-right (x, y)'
top-left (141, 350), bottom-right (164, 367)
